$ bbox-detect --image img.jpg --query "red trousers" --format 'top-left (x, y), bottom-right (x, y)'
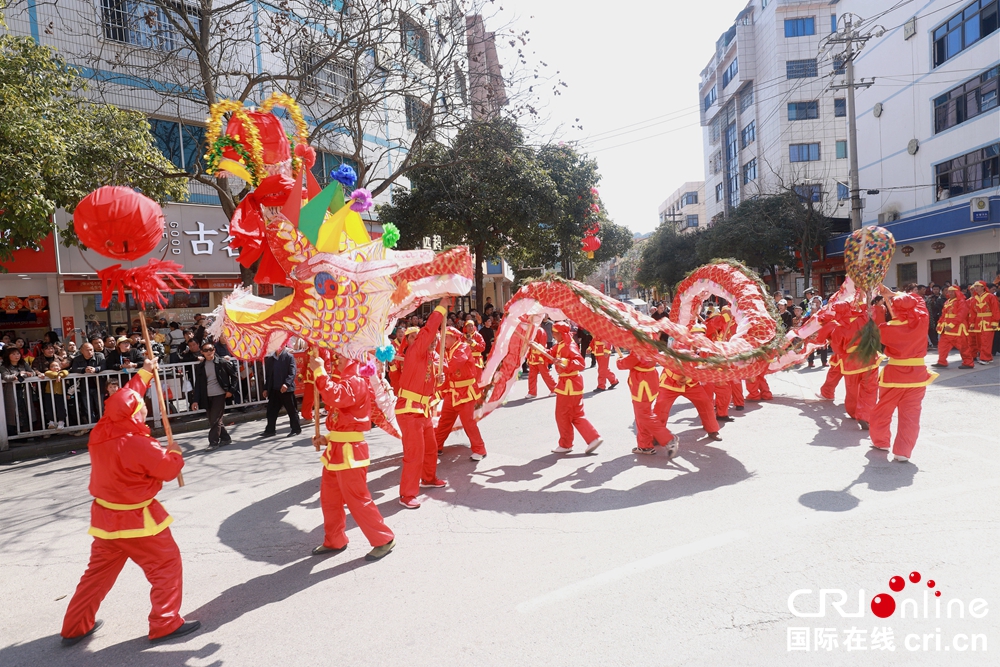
top-left (434, 396), bottom-right (486, 455)
top-left (730, 380), bottom-right (745, 407)
top-left (971, 330), bottom-right (995, 362)
top-left (745, 374), bottom-right (772, 400)
top-left (819, 365), bottom-right (843, 399)
top-left (301, 383), bottom-right (316, 421)
top-left (555, 393), bottom-right (599, 449)
top-left (710, 383), bottom-right (732, 417)
top-left (527, 364), bottom-right (556, 396)
top-left (397, 412), bottom-right (439, 498)
top-left (595, 355), bottom-right (618, 389)
top-left (320, 466), bottom-right (394, 549)
top-left (870, 385), bottom-right (926, 458)
top-left (844, 369), bottom-right (878, 421)
top-left (654, 385), bottom-right (720, 434)
top-left (937, 334), bottom-right (973, 366)
top-left (62, 529), bottom-right (184, 640)
top-left (632, 399), bottom-right (673, 448)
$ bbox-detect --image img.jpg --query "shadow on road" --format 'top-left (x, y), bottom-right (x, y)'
top-left (799, 448), bottom-right (919, 512)
top-left (0, 633), bottom-right (222, 667)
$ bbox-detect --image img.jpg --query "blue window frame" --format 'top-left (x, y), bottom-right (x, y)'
top-left (834, 98), bottom-right (846, 117)
top-left (149, 118), bottom-right (205, 173)
top-left (704, 86), bottom-right (717, 111)
top-left (743, 159), bottom-right (757, 184)
top-left (836, 140), bottom-right (847, 159)
top-left (789, 143), bottom-right (821, 162)
top-left (933, 1), bottom-right (998, 67)
top-left (741, 121), bottom-right (756, 148)
top-left (785, 17), bottom-right (816, 37)
top-left (831, 14), bottom-right (838, 33)
top-left (788, 101), bottom-right (819, 120)
top-left (934, 64), bottom-right (999, 133)
top-left (837, 183), bottom-right (850, 200)
top-left (794, 184), bottom-right (822, 202)
top-left (723, 58), bottom-right (739, 89)
top-left (685, 215), bottom-right (699, 229)
top-left (786, 59), bottom-right (818, 79)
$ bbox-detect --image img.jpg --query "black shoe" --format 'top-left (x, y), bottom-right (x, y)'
top-left (717, 415), bottom-right (736, 422)
top-left (858, 420), bottom-right (870, 431)
top-left (62, 619), bottom-right (103, 647)
top-left (150, 620), bottom-right (201, 643)
top-left (260, 431), bottom-right (277, 438)
top-left (734, 405), bottom-right (744, 411)
top-left (207, 442), bottom-right (220, 450)
top-left (609, 382), bottom-right (620, 390)
top-left (594, 387), bottom-right (606, 392)
top-left (312, 544), bottom-right (348, 556)
top-left (288, 429), bottom-right (302, 437)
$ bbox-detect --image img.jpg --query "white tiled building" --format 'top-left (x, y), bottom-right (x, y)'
top-left (657, 182), bottom-right (707, 234)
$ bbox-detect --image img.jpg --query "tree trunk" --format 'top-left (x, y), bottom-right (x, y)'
top-left (474, 241), bottom-right (485, 313)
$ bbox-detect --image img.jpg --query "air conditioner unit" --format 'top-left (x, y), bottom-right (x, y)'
top-left (878, 211), bottom-right (900, 224)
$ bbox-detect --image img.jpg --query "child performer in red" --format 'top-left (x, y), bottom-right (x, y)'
top-left (463, 320), bottom-right (486, 377)
top-left (591, 339), bottom-right (620, 391)
top-left (933, 285), bottom-right (974, 368)
top-left (309, 355), bottom-right (395, 560)
top-left (829, 303), bottom-right (880, 429)
top-left (395, 300), bottom-right (449, 509)
top-left (870, 288), bottom-right (938, 462)
top-left (526, 326), bottom-right (556, 398)
top-left (969, 280), bottom-right (999, 364)
top-left (550, 322), bottom-right (602, 454)
top-left (435, 327), bottom-right (488, 461)
top-left (704, 307), bottom-right (735, 422)
top-left (618, 350), bottom-right (678, 456)
top-left (387, 326), bottom-right (407, 391)
top-left (61, 359), bottom-right (200, 646)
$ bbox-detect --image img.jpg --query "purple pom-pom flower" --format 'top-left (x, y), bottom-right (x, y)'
top-left (349, 188), bottom-right (373, 213)
top-left (358, 359), bottom-right (377, 378)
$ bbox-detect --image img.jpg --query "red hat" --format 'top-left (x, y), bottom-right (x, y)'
top-left (463, 320), bottom-right (476, 330)
top-left (552, 321), bottom-right (572, 335)
top-left (446, 326), bottom-right (463, 338)
top-left (974, 280), bottom-right (989, 289)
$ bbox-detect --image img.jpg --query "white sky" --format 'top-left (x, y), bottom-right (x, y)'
top-left (492, 0), bottom-right (752, 234)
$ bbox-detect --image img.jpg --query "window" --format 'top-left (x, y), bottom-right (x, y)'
top-left (831, 14), bottom-right (838, 33)
top-left (935, 141), bottom-right (1000, 200)
top-left (710, 150), bottom-right (723, 175)
top-left (794, 184), bottom-right (822, 202)
top-left (404, 95), bottom-right (431, 131)
top-left (685, 215), bottom-right (699, 229)
top-left (401, 14), bottom-right (429, 63)
top-left (682, 192), bottom-right (699, 206)
top-left (897, 263), bottom-right (918, 286)
top-left (837, 183), bottom-right (850, 200)
top-left (834, 98), bottom-right (846, 117)
top-left (743, 158), bottom-right (757, 184)
top-left (710, 116), bottom-right (721, 144)
top-left (788, 101), bottom-right (819, 120)
top-left (933, 1), bottom-right (998, 67)
top-left (302, 52), bottom-right (355, 102)
top-left (149, 118), bottom-right (204, 173)
top-left (836, 140), bottom-right (848, 159)
top-left (723, 58), bottom-right (739, 88)
top-left (833, 54), bottom-right (847, 75)
top-left (934, 65), bottom-right (999, 133)
top-left (789, 143), bottom-right (821, 162)
top-left (101, 0), bottom-right (201, 57)
top-left (784, 17), bottom-right (816, 37)
top-left (725, 122), bottom-right (740, 208)
top-left (312, 152), bottom-right (360, 187)
top-left (716, 183), bottom-right (724, 202)
top-left (740, 86), bottom-right (754, 112)
top-left (961, 252), bottom-right (1000, 284)
top-left (786, 59), bottom-right (818, 79)
top-left (741, 121), bottom-right (755, 148)
top-left (704, 85), bottom-right (717, 111)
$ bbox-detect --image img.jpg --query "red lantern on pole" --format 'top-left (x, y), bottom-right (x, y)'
top-left (582, 234), bottom-right (601, 259)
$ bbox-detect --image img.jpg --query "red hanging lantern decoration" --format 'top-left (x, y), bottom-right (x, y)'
top-left (74, 187), bottom-right (192, 309)
top-left (582, 234), bottom-right (601, 259)
top-left (223, 111), bottom-right (290, 165)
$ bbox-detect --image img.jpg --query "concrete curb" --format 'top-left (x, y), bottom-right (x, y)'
top-left (0, 408), bottom-right (268, 464)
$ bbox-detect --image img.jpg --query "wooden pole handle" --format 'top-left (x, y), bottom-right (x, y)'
top-left (312, 349), bottom-right (321, 445)
top-left (139, 313), bottom-right (184, 488)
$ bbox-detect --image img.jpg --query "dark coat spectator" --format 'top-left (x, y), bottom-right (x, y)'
top-left (262, 347), bottom-right (300, 436)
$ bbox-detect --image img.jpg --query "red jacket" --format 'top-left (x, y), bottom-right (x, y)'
top-left (704, 311), bottom-right (733, 342)
top-left (616, 353), bottom-right (658, 402)
top-left (444, 339), bottom-right (481, 406)
top-left (591, 340), bottom-right (611, 357)
top-left (315, 362), bottom-right (371, 470)
top-left (395, 306), bottom-right (445, 417)
top-left (969, 292), bottom-right (1000, 332)
top-left (830, 311), bottom-right (881, 374)
top-left (466, 331), bottom-right (486, 369)
top-left (553, 338), bottom-right (585, 396)
top-left (527, 328), bottom-right (550, 366)
top-left (657, 365), bottom-right (697, 394)
top-left (86, 369), bottom-right (183, 540)
top-left (878, 296), bottom-right (936, 388)
top-left (937, 295), bottom-right (970, 336)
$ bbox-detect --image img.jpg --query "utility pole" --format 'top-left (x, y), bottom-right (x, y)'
top-left (828, 15), bottom-right (879, 231)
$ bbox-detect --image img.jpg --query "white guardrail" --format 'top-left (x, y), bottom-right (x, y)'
top-left (0, 360), bottom-right (271, 451)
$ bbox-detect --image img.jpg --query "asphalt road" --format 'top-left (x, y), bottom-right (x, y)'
top-left (1, 356), bottom-right (998, 666)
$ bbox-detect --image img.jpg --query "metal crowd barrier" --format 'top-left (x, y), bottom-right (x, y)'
top-left (0, 359), bottom-right (269, 451)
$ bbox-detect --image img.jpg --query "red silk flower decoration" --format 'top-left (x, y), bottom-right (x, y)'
top-left (224, 111), bottom-right (291, 165)
top-left (228, 174), bottom-right (295, 286)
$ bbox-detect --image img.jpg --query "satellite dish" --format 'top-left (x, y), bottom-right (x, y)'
top-left (873, 102), bottom-right (883, 118)
top-left (907, 139), bottom-right (920, 155)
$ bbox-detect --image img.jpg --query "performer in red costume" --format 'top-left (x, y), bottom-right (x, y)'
top-left (617, 350), bottom-right (678, 456)
top-left (653, 328), bottom-right (723, 442)
top-left (387, 326), bottom-right (407, 390)
top-left (61, 358), bottom-right (200, 646)
top-left (434, 327), bottom-right (488, 461)
top-left (309, 355), bottom-right (395, 560)
top-left (526, 326), bottom-right (556, 398)
top-left (299, 346), bottom-right (332, 422)
top-left (463, 320), bottom-right (486, 377)
top-left (591, 339), bottom-right (620, 391)
top-left (828, 302), bottom-right (880, 429)
top-left (395, 301), bottom-right (449, 509)
top-left (969, 280), bottom-right (999, 364)
top-left (550, 321), bottom-right (602, 454)
top-left (704, 306), bottom-right (735, 422)
top-left (745, 373), bottom-right (773, 401)
top-left (870, 288), bottom-right (938, 462)
top-left (933, 285), bottom-right (974, 368)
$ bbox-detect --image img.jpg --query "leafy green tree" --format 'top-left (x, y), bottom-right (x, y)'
top-left (0, 35), bottom-right (187, 263)
top-left (378, 117), bottom-right (559, 311)
top-left (635, 225), bottom-right (702, 298)
top-left (575, 219), bottom-right (633, 280)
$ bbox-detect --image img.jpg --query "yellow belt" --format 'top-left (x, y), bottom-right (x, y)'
top-left (887, 357), bottom-right (926, 366)
top-left (635, 366), bottom-right (655, 372)
top-left (398, 389), bottom-right (430, 404)
top-left (326, 431), bottom-right (364, 442)
top-left (558, 371), bottom-right (579, 377)
top-left (453, 378), bottom-right (476, 387)
top-left (95, 497), bottom-right (153, 511)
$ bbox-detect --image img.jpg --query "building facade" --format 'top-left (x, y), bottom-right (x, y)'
top-left (657, 182), bottom-right (707, 233)
top-left (835, 0), bottom-right (999, 288)
top-left (699, 1), bottom-right (851, 226)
